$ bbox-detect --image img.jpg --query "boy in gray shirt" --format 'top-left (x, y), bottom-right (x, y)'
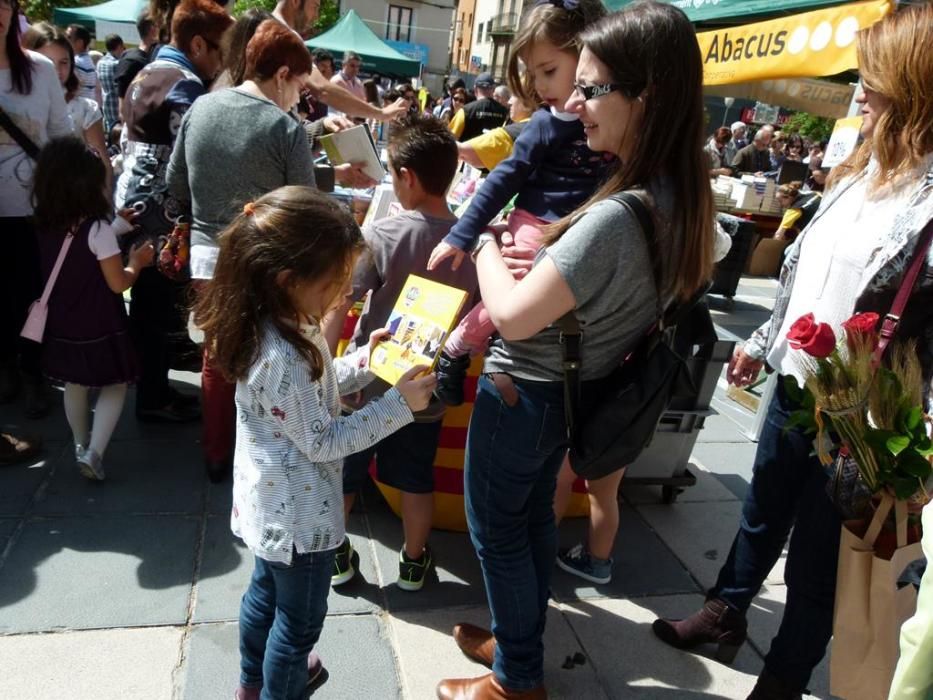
top-left (322, 115), bottom-right (478, 591)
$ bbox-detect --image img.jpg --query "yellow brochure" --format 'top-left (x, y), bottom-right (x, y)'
top-left (369, 275), bottom-right (468, 385)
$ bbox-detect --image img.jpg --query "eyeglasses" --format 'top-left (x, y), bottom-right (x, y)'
top-left (453, 97), bottom-right (465, 103)
top-left (573, 82), bottom-right (622, 101)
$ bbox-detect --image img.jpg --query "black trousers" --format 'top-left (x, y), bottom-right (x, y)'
top-left (128, 267), bottom-right (190, 411)
top-left (0, 217), bottom-right (43, 378)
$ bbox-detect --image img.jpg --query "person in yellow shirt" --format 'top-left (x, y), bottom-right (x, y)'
top-left (457, 95), bottom-right (534, 171)
top-left (447, 72), bottom-right (508, 141)
top-left (774, 181), bottom-right (821, 241)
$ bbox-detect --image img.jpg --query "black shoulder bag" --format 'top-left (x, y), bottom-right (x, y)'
top-left (559, 191), bottom-right (698, 480)
top-left (0, 106), bottom-right (41, 160)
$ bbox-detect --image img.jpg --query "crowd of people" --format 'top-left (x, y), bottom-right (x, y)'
top-left (704, 118), bottom-right (829, 184)
top-left (2, 0), bottom-right (932, 698)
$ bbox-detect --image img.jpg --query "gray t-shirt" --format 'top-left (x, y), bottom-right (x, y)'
top-left (346, 210), bottom-right (480, 421)
top-left (166, 87), bottom-right (315, 249)
top-left (485, 181), bottom-right (682, 382)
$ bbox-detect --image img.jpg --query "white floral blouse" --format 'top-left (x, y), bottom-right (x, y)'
top-left (231, 321), bottom-right (414, 564)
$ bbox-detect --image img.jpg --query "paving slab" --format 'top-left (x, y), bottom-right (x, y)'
top-left (208, 479), bottom-right (233, 515)
top-left (635, 501), bottom-right (786, 592)
top-left (181, 615), bottom-right (401, 700)
top-left (695, 412), bottom-right (750, 444)
top-left (389, 602), bottom-right (609, 700)
top-left (710, 394), bottom-right (758, 439)
top-left (194, 512), bottom-right (382, 623)
top-left (690, 442), bottom-right (760, 500)
top-left (635, 501), bottom-right (743, 591)
top-left (0, 517), bottom-right (19, 552)
top-left (563, 594), bottom-right (762, 699)
top-left (622, 461), bottom-right (738, 506)
top-left (190, 515), bottom-right (249, 623)
top-left (0, 515), bottom-right (199, 632)
top-left (744, 583), bottom-right (832, 699)
top-left (1, 626), bottom-right (182, 700)
top-left (363, 496), bottom-right (487, 612)
top-left (0, 439), bottom-right (64, 516)
top-left (34, 438), bottom-right (207, 515)
top-left (552, 509), bottom-right (698, 601)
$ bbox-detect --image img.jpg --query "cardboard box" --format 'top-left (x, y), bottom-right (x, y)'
top-left (747, 237), bottom-right (791, 277)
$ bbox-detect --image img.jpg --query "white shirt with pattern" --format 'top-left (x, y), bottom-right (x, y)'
top-left (231, 321), bottom-right (414, 563)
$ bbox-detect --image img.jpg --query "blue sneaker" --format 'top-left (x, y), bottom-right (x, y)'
top-left (557, 543), bottom-right (613, 584)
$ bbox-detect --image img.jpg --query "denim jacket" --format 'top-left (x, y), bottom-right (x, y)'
top-left (744, 156), bottom-right (933, 396)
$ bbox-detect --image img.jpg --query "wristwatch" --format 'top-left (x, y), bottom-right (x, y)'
top-left (470, 232), bottom-right (498, 262)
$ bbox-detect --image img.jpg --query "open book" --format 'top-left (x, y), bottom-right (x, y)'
top-left (319, 125), bottom-right (386, 182)
top-left (369, 275), bottom-right (469, 385)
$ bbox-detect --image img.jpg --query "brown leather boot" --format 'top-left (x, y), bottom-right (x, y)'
top-left (651, 598), bottom-right (747, 664)
top-left (453, 623), bottom-right (496, 667)
top-left (436, 673), bottom-right (546, 700)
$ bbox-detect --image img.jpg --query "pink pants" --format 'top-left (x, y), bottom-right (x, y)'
top-left (444, 208), bottom-right (548, 357)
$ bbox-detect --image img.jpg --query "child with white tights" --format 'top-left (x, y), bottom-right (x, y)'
top-left (31, 137), bottom-right (153, 480)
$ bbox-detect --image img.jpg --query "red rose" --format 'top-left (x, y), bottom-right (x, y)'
top-left (841, 312), bottom-right (880, 354)
top-left (787, 313), bottom-right (837, 358)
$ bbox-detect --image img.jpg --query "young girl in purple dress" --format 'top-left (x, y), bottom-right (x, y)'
top-left (31, 137), bottom-right (154, 480)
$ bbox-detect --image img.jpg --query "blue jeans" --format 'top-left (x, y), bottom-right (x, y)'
top-left (464, 375), bottom-right (568, 691)
top-left (711, 379), bottom-right (842, 691)
top-left (238, 549), bottom-right (335, 700)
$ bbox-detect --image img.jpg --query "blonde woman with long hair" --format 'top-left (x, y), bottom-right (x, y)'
top-left (654, 4), bottom-right (933, 699)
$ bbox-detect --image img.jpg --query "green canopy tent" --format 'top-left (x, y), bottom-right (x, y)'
top-left (305, 10), bottom-right (421, 78)
top-left (53, 0), bottom-right (146, 32)
top-left (603, 0), bottom-right (859, 23)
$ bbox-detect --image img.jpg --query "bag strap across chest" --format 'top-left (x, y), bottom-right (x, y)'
top-left (558, 191), bottom-right (657, 437)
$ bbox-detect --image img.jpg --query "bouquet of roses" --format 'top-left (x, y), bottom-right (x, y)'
top-left (785, 312), bottom-right (932, 506)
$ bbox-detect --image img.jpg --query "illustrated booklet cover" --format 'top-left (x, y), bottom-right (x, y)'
top-left (369, 275), bottom-right (469, 385)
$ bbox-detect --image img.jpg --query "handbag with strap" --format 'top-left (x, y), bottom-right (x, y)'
top-left (0, 106), bottom-right (41, 160)
top-left (826, 217), bottom-right (933, 516)
top-left (21, 231), bottom-right (74, 343)
top-left (559, 191), bottom-right (697, 480)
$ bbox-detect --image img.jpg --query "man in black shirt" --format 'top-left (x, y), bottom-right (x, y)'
top-left (114, 12), bottom-right (160, 104)
top-left (731, 128), bottom-right (773, 176)
top-left (449, 72), bottom-right (507, 142)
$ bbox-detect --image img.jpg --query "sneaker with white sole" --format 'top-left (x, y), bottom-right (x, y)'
top-left (397, 545), bottom-right (432, 591)
top-left (331, 538), bottom-right (355, 586)
top-left (76, 447), bottom-right (105, 481)
top-left (557, 543), bottom-right (612, 584)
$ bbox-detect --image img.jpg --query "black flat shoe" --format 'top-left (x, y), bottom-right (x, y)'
top-left (136, 399), bottom-right (201, 423)
top-left (23, 377), bottom-right (50, 420)
top-left (168, 387), bottom-right (200, 409)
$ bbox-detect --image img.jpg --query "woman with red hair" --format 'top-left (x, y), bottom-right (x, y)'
top-left (167, 19), bottom-right (318, 484)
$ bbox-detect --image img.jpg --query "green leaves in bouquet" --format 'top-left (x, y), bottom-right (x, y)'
top-left (783, 375), bottom-right (827, 438)
top-left (864, 403), bottom-right (933, 499)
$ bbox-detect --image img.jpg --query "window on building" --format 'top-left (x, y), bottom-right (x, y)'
top-left (387, 5), bottom-right (413, 42)
top-left (477, 22), bottom-right (484, 43)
